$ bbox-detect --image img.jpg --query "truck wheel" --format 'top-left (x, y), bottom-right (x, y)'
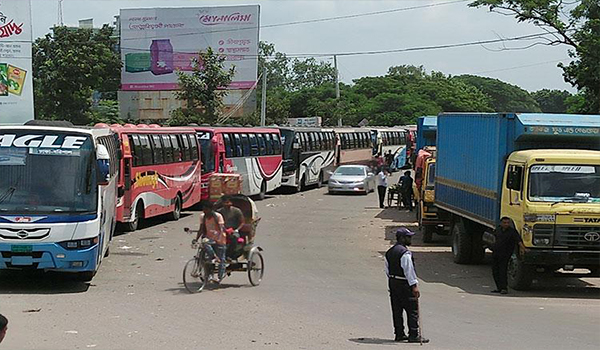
top-left (451, 219), bottom-right (472, 264)
top-left (507, 252), bottom-right (534, 290)
top-left (422, 225), bottom-right (434, 243)
top-left (470, 230), bottom-right (485, 264)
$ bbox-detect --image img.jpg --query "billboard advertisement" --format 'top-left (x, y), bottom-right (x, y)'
top-left (120, 5), bottom-right (259, 91)
top-left (0, 0), bottom-right (34, 124)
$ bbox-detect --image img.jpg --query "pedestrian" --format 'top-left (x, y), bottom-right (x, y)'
top-left (376, 168), bottom-right (389, 209)
top-left (385, 227), bottom-right (429, 343)
top-left (0, 314), bottom-right (7, 344)
top-left (491, 217), bottom-right (527, 294)
top-left (192, 201), bottom-right (227, 283)
top-left (398, 171), bottom-right (414, 211)
top-left (376, 153), bottom-right (385, 169)
top-left (385, 150), bottom-right (394, 170)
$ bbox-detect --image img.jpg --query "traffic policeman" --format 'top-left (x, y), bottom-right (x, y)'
top-left (385, 227), bottom-right (429, 343)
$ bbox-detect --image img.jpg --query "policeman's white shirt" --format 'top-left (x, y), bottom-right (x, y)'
top-left (385, 250), bottom-right (419, 287)
top-left (376, 171), bottom-right (388, 187)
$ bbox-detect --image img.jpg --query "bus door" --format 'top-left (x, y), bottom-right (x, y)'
top-left (122, 156), bottom-right (133, 220)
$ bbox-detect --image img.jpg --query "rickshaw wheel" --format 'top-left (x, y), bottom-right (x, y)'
top-left (183, 258), bottom-right (209, 293)
top-left (248, 251), bottom-right (265, 286)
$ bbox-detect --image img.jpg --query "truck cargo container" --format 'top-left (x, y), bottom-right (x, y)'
top-left (435, 113), bottom-right (600, 289)
top-left (416, 116), bottom-right (437, 152)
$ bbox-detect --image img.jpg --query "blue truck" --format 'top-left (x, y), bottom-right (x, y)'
top-left (416, 116), bottom-right (438, 152)
top-left (435, 113), bottom-right (600, 289)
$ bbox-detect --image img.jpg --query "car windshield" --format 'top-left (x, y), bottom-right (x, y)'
top-left (529, 164), bottom-right (600, 203)
top-left (0, 131), bottom-right (97, 214)
top-left (335, 167), bottom-right (366, 176)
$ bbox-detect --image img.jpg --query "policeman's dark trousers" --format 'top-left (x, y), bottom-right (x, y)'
top-left (389, 279), bottom-right (419, 338)
top-left (401, 191), bottom-right (413, 210)
top-left (492, 254), bottom-right (511, 290)
top-left (378, 186), bottom-right (387, 208)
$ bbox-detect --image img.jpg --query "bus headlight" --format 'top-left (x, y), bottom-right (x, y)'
top-left (59, 237), bottom-right (99, 250)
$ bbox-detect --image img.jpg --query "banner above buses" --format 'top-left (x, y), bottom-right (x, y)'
top-left (0, 0), bottom-right (34, 124)
top-left (120, 5), bottom-right (260, 91)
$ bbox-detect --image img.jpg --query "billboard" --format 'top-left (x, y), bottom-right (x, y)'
top-left (120, 5), bottom-right (259, 91)
top-left (0, 0), bottom-right (34, 124)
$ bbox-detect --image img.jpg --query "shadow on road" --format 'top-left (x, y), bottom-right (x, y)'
top-left (0, 270), bottom-right (90, 294)
top-left (166, 281), bottom-right (249, 295)
top-left (348, 338), bottom-right (398, 345)
top-left (375, 207), bottom-right (417, 223)
top-left (115, 213), bottom-right (194, 236)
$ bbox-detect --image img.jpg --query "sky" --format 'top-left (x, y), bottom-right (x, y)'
top-left (29, 0), bottom-right (575, 92)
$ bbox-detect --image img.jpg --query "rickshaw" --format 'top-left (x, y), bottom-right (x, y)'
top-left (183, 195), bottom-right (265, 293)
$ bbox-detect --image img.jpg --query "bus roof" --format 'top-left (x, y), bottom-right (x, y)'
top-left (104, 125), bottom-right (197, 135)
top-left (193, 126), bottom-right (280, 133)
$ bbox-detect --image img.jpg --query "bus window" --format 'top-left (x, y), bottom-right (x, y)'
top-left (265, 133), bottom-right (273, 155)
top-left (129, 134), bottom-right (142, 167)
top-left (180, 134), bottom-right (191, 161)
top-left (240, 134), bottom-right (251, 156)
top-left (300, 133), bottom-right (307, 151)
top-left (223, 133), bottom-right (233, 158)
top-left (170, 135), bottom-right (182, 162)
top-left (257, 134), bottom-right (267, 155)
top-left (188, 135), bottom-right (199, 161)
top-left (312, 132), bottom-right (319, 150)
top-left (138, 134), bottom-right (153, 165)
top-left (317, 132), bottom-right (324, 150)
top-left (249, 134), bottom-right (259, 156)
top-left (233, 134), bottom-right (242, 157)
top-left (364, 133), bottom-right (371, 148)
top-left (162, 135), bottom-right (174, 163)
top-left (273, 134), bottom-right (282, 154)
top-left (151, 134), bottom-right (165, 164)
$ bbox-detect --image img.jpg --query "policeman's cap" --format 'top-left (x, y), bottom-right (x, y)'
top-left (396, 227), bottom-right (415, 238)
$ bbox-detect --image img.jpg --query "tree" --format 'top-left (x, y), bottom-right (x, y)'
top-left (33, 25), bottom-right (121, 124)
top-left (531, 89), bottom-right (572, 113)
top-left (170, 47), bottom-right (236, 125)
top-left (454, 75), bottom-right (541, 112)
top-left (470, 0), bottom-right (600, 113)
top-left (89, 100), bottom-right (125, 125)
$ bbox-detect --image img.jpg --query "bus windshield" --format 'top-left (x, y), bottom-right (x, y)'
top-left (197, 131), bottom-right (215, 173)
top-left (0, 131), bottom-right (97, 215)
top-left (280, 129), bottom-right (294, 160)
top-left (529, 165), bottom-right (600, 203)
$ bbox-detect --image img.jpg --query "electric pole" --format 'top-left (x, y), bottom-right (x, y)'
top-left (260, 67), bottom-right (267, 127)
top-left (334, 55), bottom-right (342, 127)
top-left (58, 0), bottom-right (64, 26)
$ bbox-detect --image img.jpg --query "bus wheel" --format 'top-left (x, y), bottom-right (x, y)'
top-left (317, 172), bottom-right (324, 188)
top-left (257, 181), bottom-right (267, 200)
top-left (300, 175), bottom-right (307, 192)
top-left (171, 195), bottom-right (182, 221)
top-left (127, 203), bottom-right (143, 232)
top-left (73, 271), bottom-right (96, 282)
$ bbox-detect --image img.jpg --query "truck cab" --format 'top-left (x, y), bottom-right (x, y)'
top-left (501, 150), bottom-right (600, 288)
top-left (418, 155), bottom-right (451, 242)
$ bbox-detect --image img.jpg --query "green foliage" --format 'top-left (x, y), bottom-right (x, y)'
top-left (454, 75), bottom-right (541, 112)
top-left (33, 25), bottom-right (121, 124)
top-left (531, 89), bottom-right (572, 113)
top-left (88, 100), bottom-right (124, 125)
top-left (170, 47), bottom-right (236, 125)
top-left (470, 0), bottom-right (600, 112)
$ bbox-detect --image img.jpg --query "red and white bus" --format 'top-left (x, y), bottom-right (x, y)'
top-left (102, 124), bottom-right (202, 231)
top-left (194, 127), bottom-right (283, 200)
top-left (332, 128), bottom-right (373, 166)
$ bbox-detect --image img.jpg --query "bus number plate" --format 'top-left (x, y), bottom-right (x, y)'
top-left (11, 245), bottom-right (33, 253)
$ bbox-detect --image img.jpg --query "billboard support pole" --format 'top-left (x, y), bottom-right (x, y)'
top-left (334, 55), bottom-right (342, 127)
top-left (260, 66), bottom-right (267, 127)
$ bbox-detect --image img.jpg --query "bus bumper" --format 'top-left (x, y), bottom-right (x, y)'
top-left (0, 243), bottom-right (98, 272)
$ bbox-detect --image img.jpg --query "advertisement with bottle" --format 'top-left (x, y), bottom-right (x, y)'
top-left (120, 5), bottom-right (260, 91)
top-left (0, 0), bottom-right (34, 124)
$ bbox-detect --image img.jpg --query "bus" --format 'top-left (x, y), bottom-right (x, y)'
top-left (105, 124), bottom-right (202, 231)
top-left (333, 128), bottom-right (373, 166)
top-left (279, 127), bottom-right (337, 191)
top-left (371, 127), bottom-right (409, 169)
top-left (0, 121), bottom-right (119, 281)
top-left (194, 127), bottom-right (283, 200)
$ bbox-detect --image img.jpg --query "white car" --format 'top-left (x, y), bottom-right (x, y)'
top-left (327, 165), bottom-right (375, 195)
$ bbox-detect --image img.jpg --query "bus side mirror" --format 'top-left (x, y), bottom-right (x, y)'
top-left (97, 144), bottom-right (110, 186)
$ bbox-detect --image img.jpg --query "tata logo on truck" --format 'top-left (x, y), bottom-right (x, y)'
top-left (0, 134), bottom-right (87, 149)
top-left (574, 218), bottom-right (600, 224)
top-left (584, 232), bottom-right (600, 242)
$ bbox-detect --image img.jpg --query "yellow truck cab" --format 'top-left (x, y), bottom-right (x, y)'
top-left (419, 157), bottom-right (451, 242)
top-left (501, 150), bottom-right (600, 288)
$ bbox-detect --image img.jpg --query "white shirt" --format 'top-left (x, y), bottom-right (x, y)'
top-left (384, 250), bottom-right (419, 287)
top-left (376, 171), bottom-right (388, 187)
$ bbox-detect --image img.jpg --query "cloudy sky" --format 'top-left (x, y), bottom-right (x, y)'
top-left (30, 0), bottom-right (574, 92)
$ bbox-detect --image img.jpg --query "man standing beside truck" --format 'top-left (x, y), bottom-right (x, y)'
top-left (491, 217), bottom-right (527, 294)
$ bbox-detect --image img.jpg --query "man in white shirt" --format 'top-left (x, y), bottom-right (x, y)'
top-left (385, 227), bottom-right (429, 343)
top-left (376, 168), bottom-right (389, 209)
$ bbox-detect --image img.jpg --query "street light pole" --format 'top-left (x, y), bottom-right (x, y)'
top-left (334, 55), bottom-right (341, 127)
top-left (260, 67), bottom-right (267, 127)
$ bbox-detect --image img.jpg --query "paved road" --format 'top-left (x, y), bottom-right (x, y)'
top-left (1, 177), bottom-right (599, 349)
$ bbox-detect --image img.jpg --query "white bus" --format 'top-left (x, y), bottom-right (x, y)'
top-left (279, 127), bottom-right (337, 191)
top-left (371, 127), bottom-right (409, 169)
top-left (0, 122), bottom-right (119, 281)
